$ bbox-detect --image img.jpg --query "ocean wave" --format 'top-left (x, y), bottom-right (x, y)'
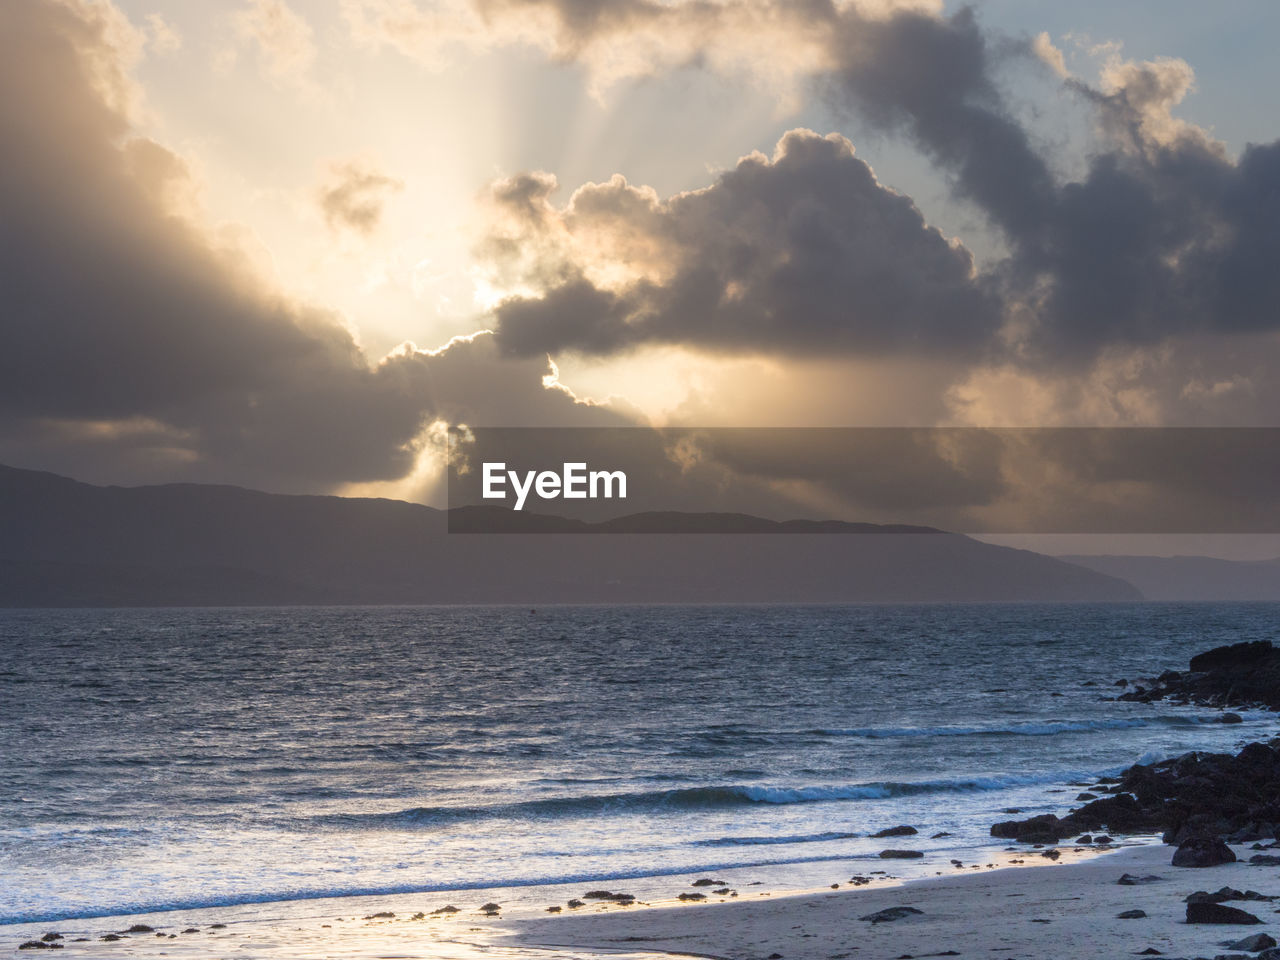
top-left (0, 850), bottom-right (906, 926)
top-left (812, 715), bottom-right (1213, 740)
top-left (692, 830), bottom-right (860, 847)
top-left (316, 772), bottom-right (1089, 829)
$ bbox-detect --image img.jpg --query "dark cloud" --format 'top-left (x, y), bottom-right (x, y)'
top-left (826, 6), bottom-right (1057, 242)
top-left (316, 160), bottom-right (403, 235)
top-left (467, 1), bottom-right (1280, 378)
top-left (489, 130), bottom-right (1001, 358)
top-left (0, 0), bottom-right (615, 492)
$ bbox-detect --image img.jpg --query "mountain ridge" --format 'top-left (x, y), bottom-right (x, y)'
top-left (0, 463), bottom-right (1141, 606)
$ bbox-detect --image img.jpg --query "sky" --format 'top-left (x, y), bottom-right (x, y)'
top-left (3, 0), bottom-right (1280, 554)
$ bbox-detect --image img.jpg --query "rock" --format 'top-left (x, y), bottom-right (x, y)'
top-left (1173, 835), bottom-right (1238, 867)
top-left (714, 888), bottom-right (732, 895)
top-left (1095, 835), bottom-right (1114, 844)
top-left (1040, 849), bottom-right (1061, 860)
top-left (1191, 641), bottom-right (1275, 673)
top-left (123, 925), bottom-right (154, 933)
top-left (690, 878), bottom-right (726, 887)
top-left (1117, 910), bottom-right (1147, 919)
top-left (181, 928), bottom-right (199, 933)
top-left (545, 906), bottom-right (561, 913)
top-left (1186, 902), bottom-right (1262, 924)
top-left (1117, 874), bottom-right (1166, 885)
top-left (1224, 933), bottom-right (1276, 951)
top-left (479, 902), bottom-right (501, 915)
top-left (1076, 793), bottom-right (1099, 802)
top-left (100, 935), bottom-right (123, 942)
top-left (859, 906), bottom-right (924, 923)
top-left (1221, 713), bottom-right (1245, 724)
top-left (991, 813), bottom-right (1064, 844)
top-left (18, 943), bottom-right (51, 951)
top-left (430, 905), bottom-right (459, 914)
top-left (678, 892), bottom-right (706, 901)
top-left (879, 849), bottom-right (924, 859)
top-left (362, 912), bottom-right (394, 920)
top-left (1187, 887), bottom-right (1276, 904)
top-left (1078, 835), bottom-right (1094, 844)
top-left (872, 825), bottom-right (919, 838)
top-left (39, 935), bottom-right (61, 943)
top-left (566, 899), bottom-right (584, 908)
top-left (1124, 641), bottom-right (1280, 710)
top-left (931, 832), bottom-right (952, 838)
top-left (1249, 854), bottom-right (1280, 865)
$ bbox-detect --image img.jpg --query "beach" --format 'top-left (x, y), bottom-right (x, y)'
top-left (7, 842), bottom-right (1280, 959)
top-left (512, 843), bottom-right (1279, 960)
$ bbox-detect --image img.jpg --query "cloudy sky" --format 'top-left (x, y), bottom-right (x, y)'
top-left (3, 0), bottom-right (1279, 547)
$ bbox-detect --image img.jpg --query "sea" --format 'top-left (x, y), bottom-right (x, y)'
top-left (2, 603), bottom-right (1277, 931)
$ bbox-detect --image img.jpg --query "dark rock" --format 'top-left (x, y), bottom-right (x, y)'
top-left (1040, 849), bottom-right (1061, 860)
top-left (1191, 641), bottom-right (1275, 674)
top-left (1077, 793), bottom-right (1099, 802)
top-left (362, 912), bottom-right (394, 920)
top-left (1095, 835), bottom-right (1114, 844)
top-left (479, 902), bottom-right (501, 915)
top-left (1117, 874), bottom-right (1166, 885)
top-left (123, 925), bottom-right (154, 933)
top-left (931, 832), bottom-right (952, 839)
top-left (566, 900), bottom-right (584, 908)
top-left (583, 890), bottom-right (634, 902)
top-left (18, 943), bottom-right (50, 951)
top-left (872, 825), bottom-right (919, 838)
top-left (209, 924), bottom-right (226, 929)
top-left (1124, 641), bottom-right (1280, 711)
top-left (859, 906), bottom-right (924, 923)
top-left (181, 928), bottom-right (199, 934)
top-left (1173, 836), bottom-right (1238, 867)
top-left (1249, 855), bottom-right (1280, 866)
top-left (713, 888), bottom-right (732, 895)
top-left (879, 849), bottom-right (924, 859)
top-left (678, 892), bottom-right (706, 901)
top-left (1221, 713), bottom-right (1245, 724)
top-left (430, 905), bottom-right (459, 914)
top-left (1224, 933), bottom-right (1276, 951)
top-left (1117, 909), bottom-right (1147, 919)
top-left (545, 906), bottom-right (561, 913)
top-left (100, 935), bottom-right (123, 942)
top-left (1186, 902), bottom-right (1262, 924)
top-left (991, 813), bottom-right (1064, 844)
top-left (690, 878), bottom-right (726, 887)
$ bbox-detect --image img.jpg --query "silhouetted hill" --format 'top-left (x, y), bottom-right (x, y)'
top-left (0, 463), bottom-right (1141, 605)
top-left (1062, 554), bottom-right (1280, 601)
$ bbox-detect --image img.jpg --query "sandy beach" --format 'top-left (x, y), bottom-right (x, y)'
top-left (8, 841), bottom-right (1279, 959)
top-left (505, 842), bottom-right (1278, 960)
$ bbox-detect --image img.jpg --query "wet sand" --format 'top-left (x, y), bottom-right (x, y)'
top-left (12, 841), bottom-right (1277, 959)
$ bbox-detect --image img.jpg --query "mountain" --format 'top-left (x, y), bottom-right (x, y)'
top-left (1061, 554), bottom-right (1280, 601)
top-left (0, 463), bottom-right (1141, 606)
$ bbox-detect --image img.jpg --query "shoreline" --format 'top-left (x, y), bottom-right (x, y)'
top-left (0, 840), bottom-right (1143, 956)
top-left (508, 841), bottom-right (1279, 960)
top-left (10, 839), bottom-right (1278, 960)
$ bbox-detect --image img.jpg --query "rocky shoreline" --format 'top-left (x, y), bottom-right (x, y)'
top-left (989, 640), bottom-right (1280, 952)
top-left (993, 640), bottom-right (1280, 848)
